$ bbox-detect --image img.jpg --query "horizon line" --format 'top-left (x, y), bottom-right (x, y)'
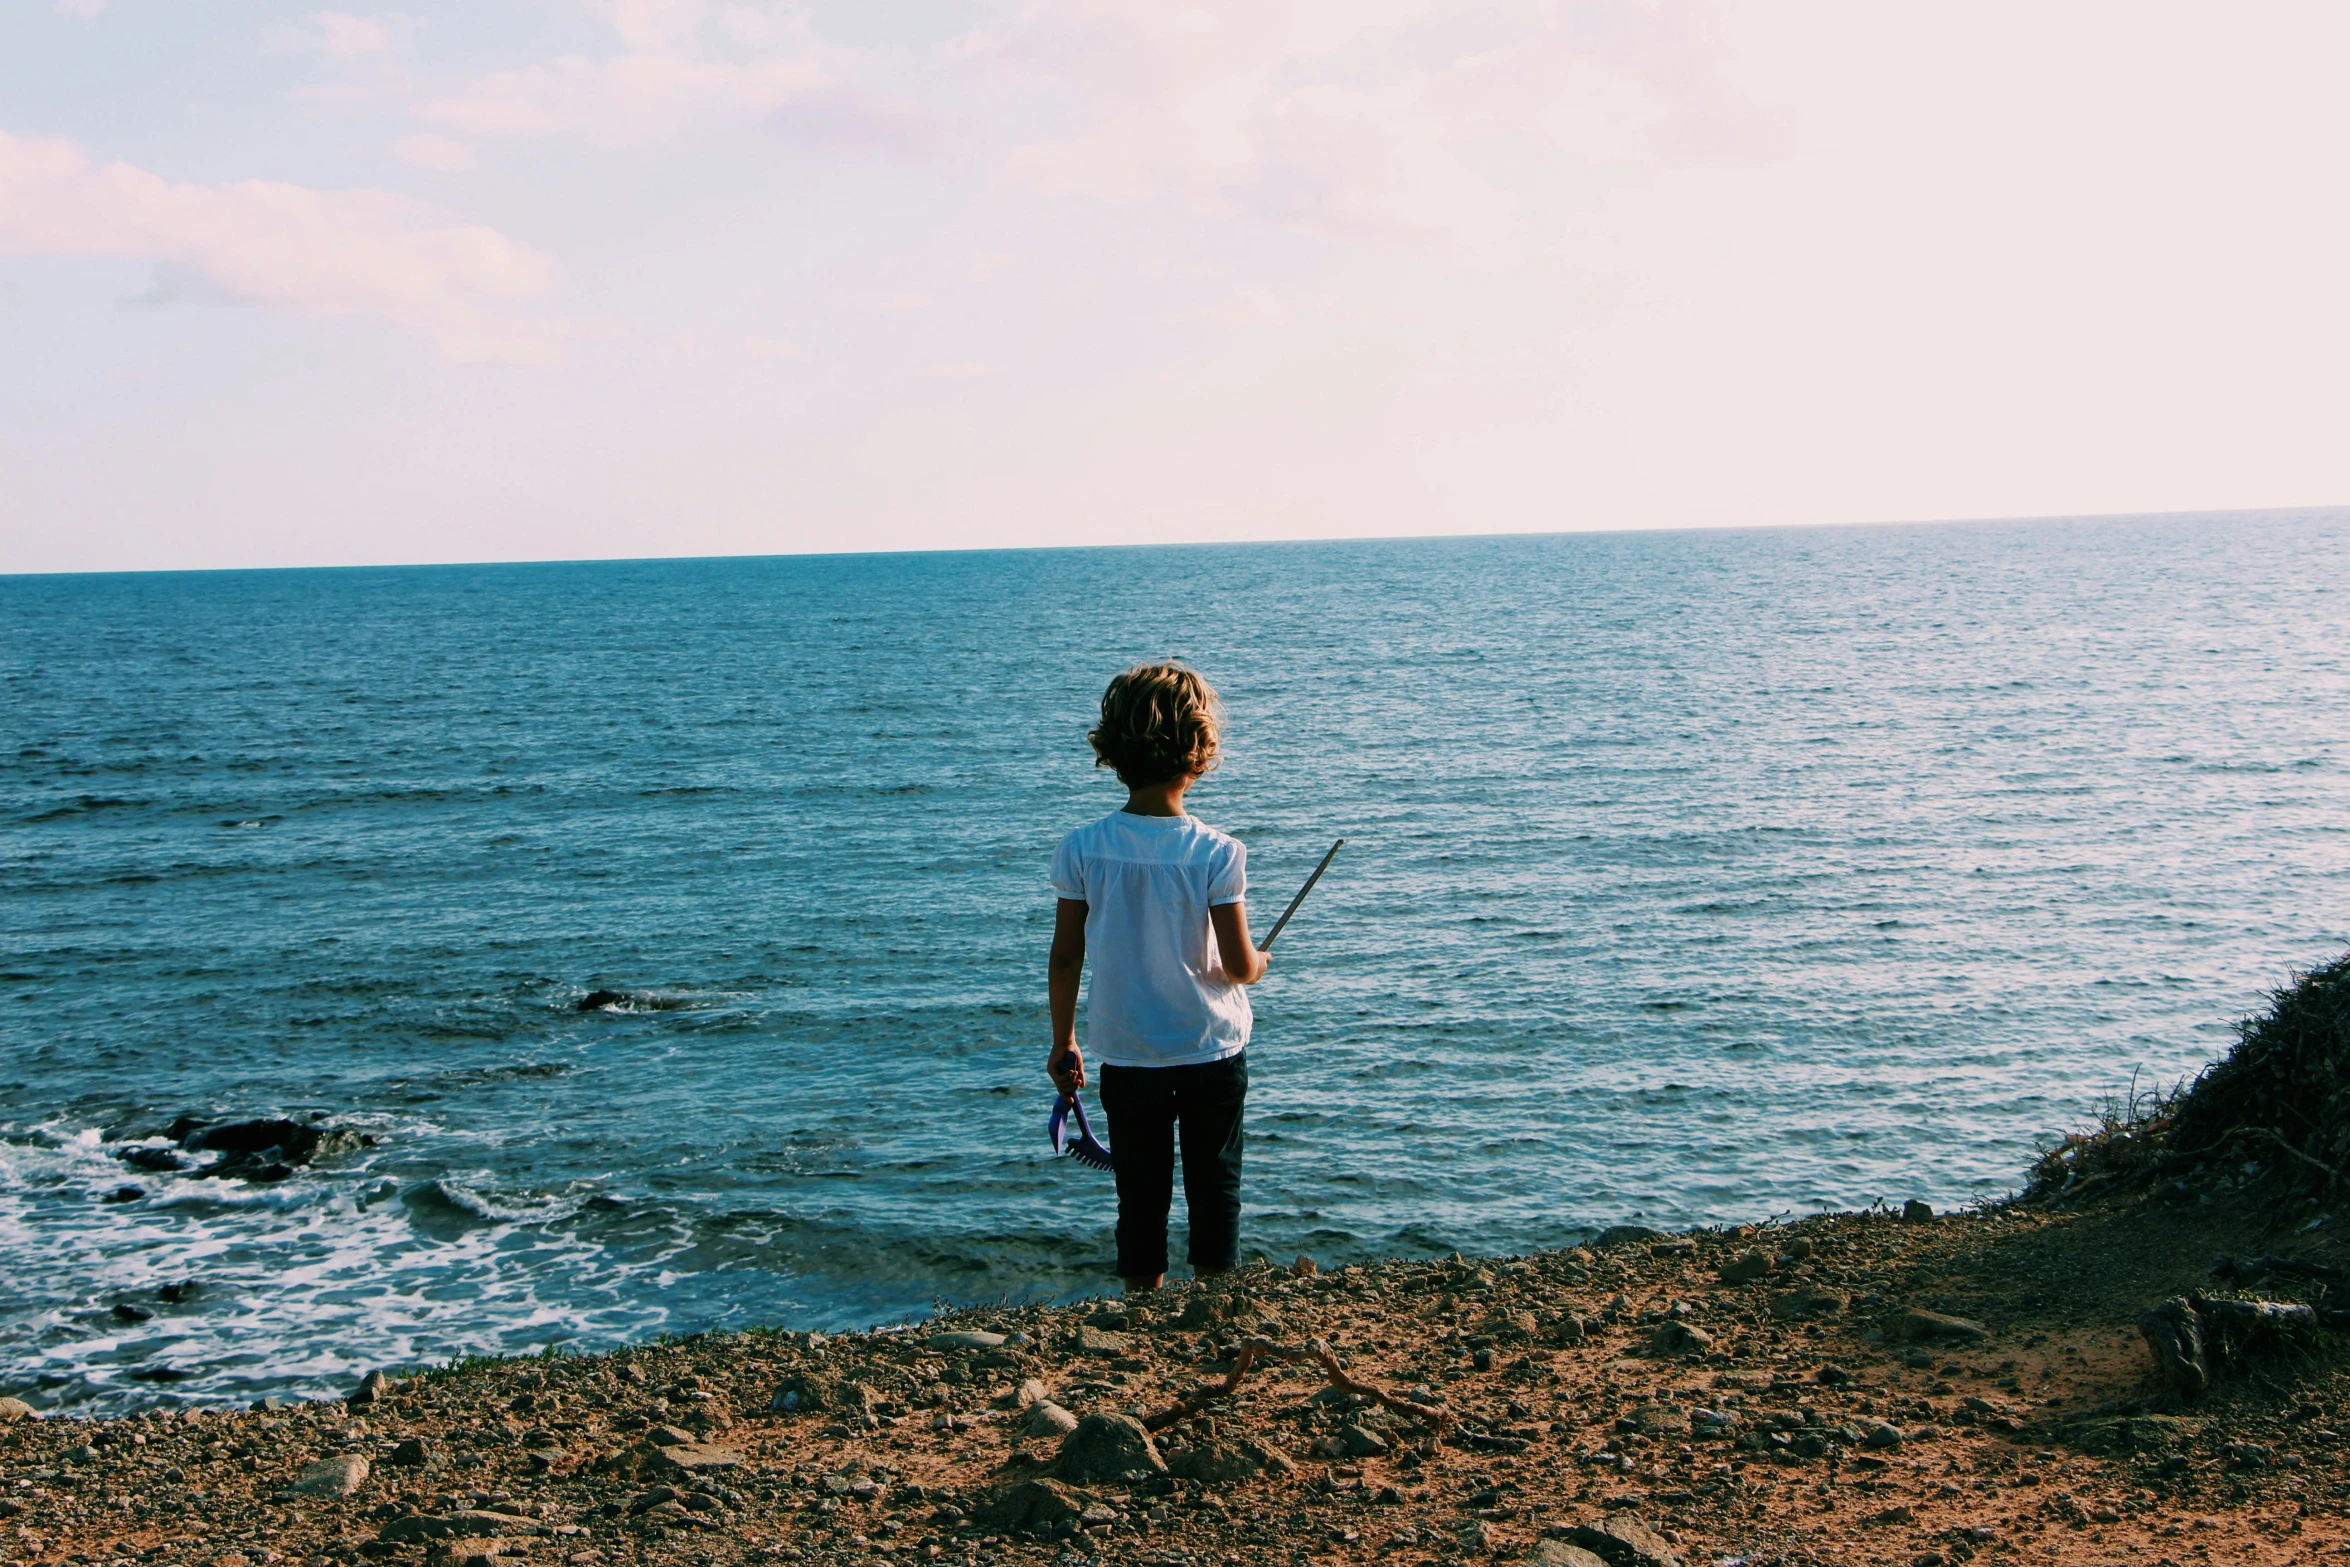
top-left (4, 500), bottom-right (2343, 582)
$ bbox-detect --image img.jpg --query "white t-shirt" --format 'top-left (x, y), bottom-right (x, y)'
top-left (1049, 810), bottom-right (1251, 1068)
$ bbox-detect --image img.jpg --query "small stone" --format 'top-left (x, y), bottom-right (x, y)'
top-left (1022, 1401), bottom-right (1079, 1438)
top-left (1010, 1378), bottom-right (1051, 1409)
top-left (1782, 1237), bottom-right (1815, 1260)
top-left (1864, 1422), bottom-right (1905, 1450)
top-left (1567, 1513), bottom-right (1685, 1567)
top-left (1076, 1324), bottom-right (1131, 1358)
top-left (1769, 1286), bottom-right (1848, 1321)
top-left (927, 1330), bottom-right (1006, 1351)
top-left (349, 1370), bottom-right (396, 1406)
top-left (1718, 1250), bottom-right (1773, 1285)
top-left (1340, 1423), bottom-right (1388, 1457)
top-left (1647, 1240), bottom-right (1697, 1258)
top-left (284, 1455), bottom-right (369, 1498)
top-left (975, 1478), bottom-right (1084, 1533)
top-left (1901, 1199), bottom-right (1934, 1223)
top-left (1816, 1364), bottom-right (1853, 1386)
top-left (1595, 1225), bottom-right (1665, 1247)
top-left (1291, 1255), bottom-right (1317, 1277)
top-left (1651, 1320), bottom-right (1713, 1355)
top-left (1053, 1412), bottom-right (1166, 1481)
top-left (390, 1438), bottom-right (441, 1468)
top-left (1902, 1309), bottom-right (1989, 1343)
top-left (768, 1372), bottom-right (840, 1414)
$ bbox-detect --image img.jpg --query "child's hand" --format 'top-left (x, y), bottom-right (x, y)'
top-left (1049, 1044), bottom-right (1087, 1094)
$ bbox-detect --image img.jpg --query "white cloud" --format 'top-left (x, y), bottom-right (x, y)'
top-left (1193, 284), bottom-right (1287, 327)
top-left (416, 3), bottom-right (932, 150)
top-left (968, 250), bottom-right (1014, 281)
top-left (976, 0), bottom-right (1732, 245)
top-left (0, 129), bottom-right (550, 359)
top-left (265, 11), bottom-right (404, 57)
top-left (920, 360), bottom-right (995, 379)
top-left (391, 133), bottom-right (476, 172)
top-left (419, 52), bottom-right (827, 143)
top-left (742, 334), bottom-right (800, 359)
top-left (54, 0), bottom-right (105, 19)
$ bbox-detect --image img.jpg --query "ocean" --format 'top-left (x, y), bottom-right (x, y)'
top-left (3, 512), bottom-right (2345, 1414)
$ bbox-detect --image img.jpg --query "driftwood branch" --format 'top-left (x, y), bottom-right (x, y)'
top-left (2239, 1125), bottom-right (2348, 1188)
top-left (1141, 1336), bottom-right (1452, 1434)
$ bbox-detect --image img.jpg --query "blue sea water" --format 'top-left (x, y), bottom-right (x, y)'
top-left (3, 512), bottom-right (2347, 1414)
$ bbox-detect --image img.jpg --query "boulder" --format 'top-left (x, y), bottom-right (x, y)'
top-left (0, 1398), bottom-right (37, 1423)
top-left (1529, 1545), bottom-right (1613, 1567)
top-left (1718, 1250), bottom-right (1773, 1285)
top-left (281, 1455), bottom-right (368, 1498)
top-left (1901, 1199), bottom-right (1935, 1223)
top-left (1339, 1424), bottom-right (1389, 1457)
top-left (1863, 1421), bottom-right (1904, 1451)
top-left (1902, 1309), bottom-right (1988, 1343)
top-left (1053, 1412), bottom-right (1166, 1482)
top-left (349, 1369), bottom-right (397, 1406)
top-left (180, 1119), bottom-right (370, 1180)
top-left (1566, 1514), bottom-right (1685, 1567)
top-left (928, 1330), bottom-right (1007, 1351)
top-left (1010, 1378), bottom-right (1052, 1409)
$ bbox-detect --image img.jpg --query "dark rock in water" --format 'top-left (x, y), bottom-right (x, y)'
top-left (104, 1186), bottom-right (145, 1204)
top-left (578, 990), bottom-right (630, 1011)
top-left (119, 1147), bottom-right (190, 1173)
top-left (125, 1366), bottom-right (190, 1382)
top-left (164, 1116), bottom-right (211, 1145)
top-left (1053, 1412), bottom-right (1166, 1482)
top-left (158, 1281), bottom-right (197, 1303)
top-left (178, 1118), bottom-right (369, 1180)
top-left (111, 1303), bottom-right (154, 1322)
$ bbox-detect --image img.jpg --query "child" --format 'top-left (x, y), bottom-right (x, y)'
top-left (1047, 662), bottom-right (1269, 1291)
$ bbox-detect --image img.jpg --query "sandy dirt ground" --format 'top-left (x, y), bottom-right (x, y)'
top-left (4, 1193), bottom-right (2342, 1567)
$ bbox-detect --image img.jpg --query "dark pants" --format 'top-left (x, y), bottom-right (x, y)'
top-left (1098, 1051), bottom-right (1247, 1279)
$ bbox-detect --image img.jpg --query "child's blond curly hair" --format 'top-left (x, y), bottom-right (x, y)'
top-left (1088, 662), bottom-right (1222, 788)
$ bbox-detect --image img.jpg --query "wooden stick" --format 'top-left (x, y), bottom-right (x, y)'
top-left (1260, 840), bottom-right (1344, 950)
top-left (1140, 1335), bottom-right (1451, 1433)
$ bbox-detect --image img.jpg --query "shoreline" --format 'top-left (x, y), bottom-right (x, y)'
top-left (5, 1190), bottom-right (2341, 1567)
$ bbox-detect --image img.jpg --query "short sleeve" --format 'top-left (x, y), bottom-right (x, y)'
top-left (1207, 837), bottom-right (1246, 905)
top-left (1048, 832), bottom-right (1086, 900)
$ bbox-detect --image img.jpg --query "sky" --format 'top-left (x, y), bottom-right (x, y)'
top-left (3, 2), bottom-right (2347, 574)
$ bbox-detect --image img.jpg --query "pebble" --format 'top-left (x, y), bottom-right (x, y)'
top-left (1901, 1309), bottom-right (1989, 1342)
top-left (1718, 1250), bottom-right (1773, 1285)
top-left (281, 1455), bottom-right (368, 1498)
top-left (1021, 1401), bottom-right (1079, 1438)
top-left (926, 1331), bottom-right (1006, 1351)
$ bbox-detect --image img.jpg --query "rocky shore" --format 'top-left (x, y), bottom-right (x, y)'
top-left (4, 1188), bottom-right (2343, 1567)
